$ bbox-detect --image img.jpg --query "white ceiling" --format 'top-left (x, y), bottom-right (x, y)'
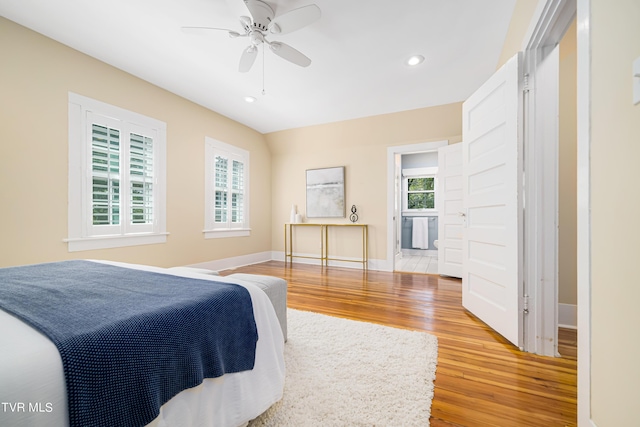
top-left (0, 0), bottom-right (516, 134)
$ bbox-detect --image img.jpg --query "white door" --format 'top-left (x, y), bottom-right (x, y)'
top-left (462, 53), bottom-right (524, 348)
top-left (437, 143), bottom-right (463, 278)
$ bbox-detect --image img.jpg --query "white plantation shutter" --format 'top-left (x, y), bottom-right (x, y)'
top-left (212, 153), bottom-right (244, 227)
top-left (67, 93), bottom-right (166, 251)
top-left (215, 155), bottom-right (229, 224)
top-left (204, 138), bottom-right (250, 238)
top-left (85, 114), bottom-right (159, 236)
top-left (87, 113), bottom-right (123, 237)
top-left (128, 128), bottom-right (155, 232)
top-left (91, 123), bottom-right (121, 227)
top-left (231, 160), bottom-right (244, 223)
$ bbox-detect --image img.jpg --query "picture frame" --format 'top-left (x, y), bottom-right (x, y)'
top-left (306, 166), bottom-right (345, 218)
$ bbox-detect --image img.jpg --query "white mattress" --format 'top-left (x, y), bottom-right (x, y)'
top-left (0, 260), bottom-right (285, 427)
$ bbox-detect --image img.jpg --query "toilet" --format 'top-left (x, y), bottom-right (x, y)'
top-left (433, 240), bottom-right (439, 249)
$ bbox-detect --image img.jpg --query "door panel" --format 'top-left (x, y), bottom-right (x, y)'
top-left (437, 143), bottom-right (463, 278)
top-left (462, 53), bottom-right (523, 348)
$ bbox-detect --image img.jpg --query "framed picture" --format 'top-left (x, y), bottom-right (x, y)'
top-left (306, 166), bottom-right (345, 218)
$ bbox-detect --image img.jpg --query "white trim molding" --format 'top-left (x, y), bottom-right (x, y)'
top-left (204, 137), bottom-right (250, 239)
top-left (203, 228), bottom-right (251, 239)
top-left (271, 251), bottom-right (386, 271)
top-left (558, 303), bottom-right (577, 329)
top-left (187, 252), bottom-right (273, 272)
top-left (521, 0), bottom-right (577, 357)
top-left (66, 92), bottom-right (167, 252)
top-left (576, 0), bottom-right (592, 424)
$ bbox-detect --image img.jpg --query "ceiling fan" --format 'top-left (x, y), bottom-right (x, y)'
top-left (182, 0), bottom-right (321, 73)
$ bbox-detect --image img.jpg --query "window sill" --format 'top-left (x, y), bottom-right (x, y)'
top-left (203, 228), bottom-right (251, 239)
top-left (64, 233), bottom-right (168, 252)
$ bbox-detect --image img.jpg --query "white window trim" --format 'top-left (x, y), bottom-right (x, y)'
top-left (402, 168), bottom-right (438, 213)
top-left (203, 137), bottom-right (250, 239)
top-left (66, 93), bottom-right (167, 252)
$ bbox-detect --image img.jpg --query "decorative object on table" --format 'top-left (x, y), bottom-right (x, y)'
top-left (349, 205), bottom-right (358, 223)
top-left (306, 166), bottom-right (345, 218)
top-left (290, 204), bottom-right (297, 224)
top-left (295, 213), bottom-right (303, 224)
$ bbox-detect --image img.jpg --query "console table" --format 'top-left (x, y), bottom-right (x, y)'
top-left (284, 223), bottom-right (368, 270)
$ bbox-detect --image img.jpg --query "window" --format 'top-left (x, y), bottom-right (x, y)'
top-left (407, 177), bottom-right (435, 209)
top-left (204, 138), bottom-right (250, 238)
top-left (67, 93), bottom-right (167, 251)
top-left (402, 167), bottom-right (438, 212)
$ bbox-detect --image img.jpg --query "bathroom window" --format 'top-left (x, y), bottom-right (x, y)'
top-left (402, 167), bottom-right (437, 212)
top-left (407, 177), bottom-right (435, 209)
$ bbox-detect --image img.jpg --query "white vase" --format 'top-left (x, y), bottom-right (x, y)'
top-left (290, 204), bottom-right (297, 224)
top-left (295, 213), bottom-right (303, 224)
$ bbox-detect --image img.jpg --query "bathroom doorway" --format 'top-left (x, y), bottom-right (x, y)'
top-left (386, 140), bottom-right (447, 273)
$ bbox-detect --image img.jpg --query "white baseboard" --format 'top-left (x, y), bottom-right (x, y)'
top-left (558, 303), bottom-right (577, 329)
top-left (193, 251), bottom-right (390, 272)
top-left (187, 251), bottom-right (272, 272)
top-left (273, 250), bottom-right (389, 271)
top-left (275, 250), bottom-right (391, 271)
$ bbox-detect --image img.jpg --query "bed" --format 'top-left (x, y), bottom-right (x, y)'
top-left (0, 260), bottom-right (285, 427)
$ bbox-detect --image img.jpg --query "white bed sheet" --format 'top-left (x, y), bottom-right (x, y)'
top-left (0, 260), bottom-right (285, 427)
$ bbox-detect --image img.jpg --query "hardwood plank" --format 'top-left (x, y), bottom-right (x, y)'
top-left (220, 261), bottom-right (577, 426)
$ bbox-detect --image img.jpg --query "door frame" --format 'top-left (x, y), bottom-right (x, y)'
top-left (386, 140), bottom-right (448, 272)
top-left (575, 0), bottom-right (591, 425)
top-left (521, 0), bottom-right (576, 356)
top-left (526, 2), bottom-right (592, 423)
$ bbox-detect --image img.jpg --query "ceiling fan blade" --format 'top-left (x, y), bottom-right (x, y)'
top-left (269, 42), bottom-right (311, 67)
top-left (182, 26), bottom-right (242, 38)
top-left (239, 46), bottom-right (258, 73)
top-left (269, 4), bottom-right (321, 35)
top-left (224, 0), bottom-right (251, 19)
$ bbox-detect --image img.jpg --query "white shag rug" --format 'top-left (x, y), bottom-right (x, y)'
top-left (249, 309), bottom-right (438, 427)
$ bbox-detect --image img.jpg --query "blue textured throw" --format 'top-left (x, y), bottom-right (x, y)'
top-left (0, 260), bottom-right (258, 427)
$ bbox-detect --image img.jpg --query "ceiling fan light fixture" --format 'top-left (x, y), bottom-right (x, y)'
top-left (406, 55), bottom-right (425, 67)
top-left (184, 0), bottom-right (320, 72)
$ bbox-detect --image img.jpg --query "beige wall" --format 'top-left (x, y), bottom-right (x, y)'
top-left (558, 20), bottom-right (577, 306)
top-left (265, 105), bottom-right (462, 263)
top-left (0, 17), bottom-right (273, 268)
top-left (590, 0), bottom-right (640, 424)
top-left (496, 0), bottom-right (540, 69)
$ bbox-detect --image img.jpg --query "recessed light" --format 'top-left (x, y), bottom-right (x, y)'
top-left (406, 55), bottom-right (425, 67)
top-left (244, 96), bottom-right (257, 103)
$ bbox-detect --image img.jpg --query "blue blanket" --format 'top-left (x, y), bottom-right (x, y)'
top-left (0, 260), bottom-right (258, 427)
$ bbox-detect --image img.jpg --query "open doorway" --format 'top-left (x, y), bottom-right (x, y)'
top-left (395, 150), bottom-right (440, 274)
top-left (384, 1), bottom-right (577, 359)
top-left (386, 140), bottom-right (447, 273)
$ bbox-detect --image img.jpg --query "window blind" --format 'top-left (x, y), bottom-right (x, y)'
top-left (130, 132), bottom-right (154, 225)
top-left (91, 124), bottom-right (121, 226)
top-left (231, 160), bottom-right (244, 223)
top-left (215, 155), bottom-right (228, 223)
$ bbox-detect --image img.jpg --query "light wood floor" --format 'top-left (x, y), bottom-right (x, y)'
top-left (220, 261), bottom-right (577, 427)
